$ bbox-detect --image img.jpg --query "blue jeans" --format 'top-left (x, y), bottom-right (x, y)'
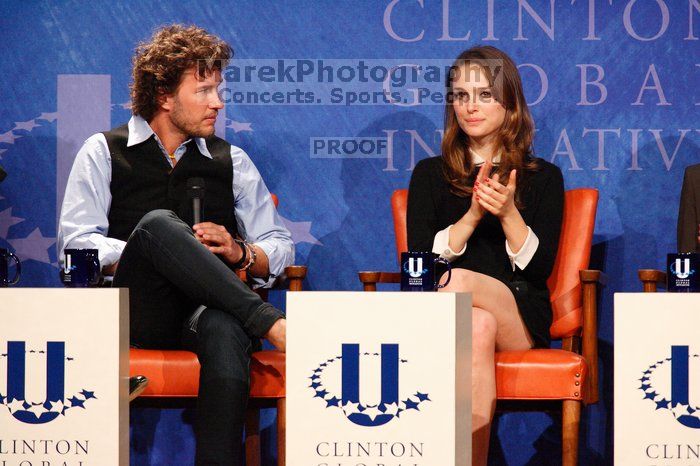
top-left (114, 209), bottom-right (283, 465)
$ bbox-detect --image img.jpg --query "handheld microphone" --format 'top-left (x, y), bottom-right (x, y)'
top-left (186, 177), bottom-right (205, 224)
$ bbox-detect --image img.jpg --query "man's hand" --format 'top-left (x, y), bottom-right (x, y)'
top-left (193, 222), bottom-right (244, 265)
top-left (265, 319), bottom-right (286, 352)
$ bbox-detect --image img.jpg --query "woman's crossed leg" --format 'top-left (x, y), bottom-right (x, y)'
top-left (439, 269), bottom-right (533, 466)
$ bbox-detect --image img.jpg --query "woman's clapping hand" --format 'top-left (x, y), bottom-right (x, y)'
top-left (474, 169), bottom-right (518, 219)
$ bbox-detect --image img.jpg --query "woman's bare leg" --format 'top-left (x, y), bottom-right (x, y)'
top-left (439, 269), bottom-right (533, 466)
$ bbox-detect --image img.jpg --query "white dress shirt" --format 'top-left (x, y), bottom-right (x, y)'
top-left (58, 115), bottom-right (294, 288)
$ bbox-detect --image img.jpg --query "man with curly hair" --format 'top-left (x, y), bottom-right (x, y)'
top-left (58, 24), bottom-right (293, 465)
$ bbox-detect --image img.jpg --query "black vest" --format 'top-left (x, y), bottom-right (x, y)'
top-left (103, 124), bottom-right (238, 241)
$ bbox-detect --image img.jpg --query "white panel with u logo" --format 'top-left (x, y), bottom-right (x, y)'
top-left (615, 293), bottom-right (700, 465)
top-left (0, 289), bottom-right (129, 465)
top-left (287, 291), bottom-right (472, 465)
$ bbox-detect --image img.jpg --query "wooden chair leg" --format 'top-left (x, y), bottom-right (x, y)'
top-left (562, 400), bottom-right (581, 466)
top-left (277, 397), bottom-right (286, 466)
top-left (244, 407), bottom-right (261, 466)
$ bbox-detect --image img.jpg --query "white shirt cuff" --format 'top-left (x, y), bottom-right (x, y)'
top-left (505, 226), bottom-right (539, 271)
top-left (432, 225), bottom-right (467, 262)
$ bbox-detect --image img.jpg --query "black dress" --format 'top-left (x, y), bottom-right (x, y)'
top-left (407, 156), bottom-right (564, 348)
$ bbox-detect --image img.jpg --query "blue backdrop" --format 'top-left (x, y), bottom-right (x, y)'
top-left (1, 1), bottom-right (698, 464)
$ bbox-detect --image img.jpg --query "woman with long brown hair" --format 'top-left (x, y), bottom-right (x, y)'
top-left (407, 46), bottom-right (564, 465)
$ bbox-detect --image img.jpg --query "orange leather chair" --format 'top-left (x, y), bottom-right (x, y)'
top-left (129, 195), bottom-right (305, 466)
top-left (359, 188), bottom-right (602, 466)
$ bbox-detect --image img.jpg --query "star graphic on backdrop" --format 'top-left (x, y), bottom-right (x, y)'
top-left (655, 399), bottom-right (670, 410)
top-left (38, 112), bottom-right (57, 122)
top-left (0, 131), bottom-right (17, 144)
top-left (7, 398), bottom-right (24, 413)
top-left (8, 228), bottom-right (55, 265)
top-left (415, 392), bottom-right (431, 402)
top-left (671, 403), bottom-right (691, 418)
top-left (280, 215), bottom-right (323, 246)
top-left (314, 389), bottom-right (328, 399)
top-left (644, 391), bottom-right (657, 400)
top-left (403, 398), bottom-right (420, 411)
top-left (49, 400), bottom-right (65, 412)
top-left (383, 402), bottom-right (399, 416)
top-left (112, 102), bottom-right (131, 110)
top-left (13, 120), bottom-right (39, 132)
top-left (68, 396), bottom-right (85, 409)
top-left (342, 401), bottom-right (360, 416)
top-left (325, 396), bottom-right (340, 407)
top-left (0, 208), bottom-right (24, 238)
top-left (362, 405), bottom-right (382, 421)
top-left (226, 120), bottom-right (253, 133)
top-left (27, 404), bottom-right (46, 417)
top-left (80, 390), bottom-right (96, 400)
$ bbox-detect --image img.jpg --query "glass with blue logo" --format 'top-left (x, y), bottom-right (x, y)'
top-left (400, 251), bottom-right (451, 291)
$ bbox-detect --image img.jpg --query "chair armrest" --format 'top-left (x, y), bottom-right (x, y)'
top-left (285, 265), bottom-right (307, 291)
top-left (580, 269), bottom-right (602, 405)
top-left (638, 269), bottom-right (666, 293)
top-left (358, 271), bottom-right (401, 291)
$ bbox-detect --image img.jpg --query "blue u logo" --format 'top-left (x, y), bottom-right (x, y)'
top-left (407, 258), bottom-right (424, 278)
top-left (672, 259), bottom-right (692, 279)
top-left (640, 345), bottom-right (700, 429)
top-left (5, 341), bottom-right (65, 424)
top-left (670, 346), bottom-right (699, 429)
top-left (341, 343), bottom-right (398, 427)
top-left (308, 343), bottom-right (430, 426)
